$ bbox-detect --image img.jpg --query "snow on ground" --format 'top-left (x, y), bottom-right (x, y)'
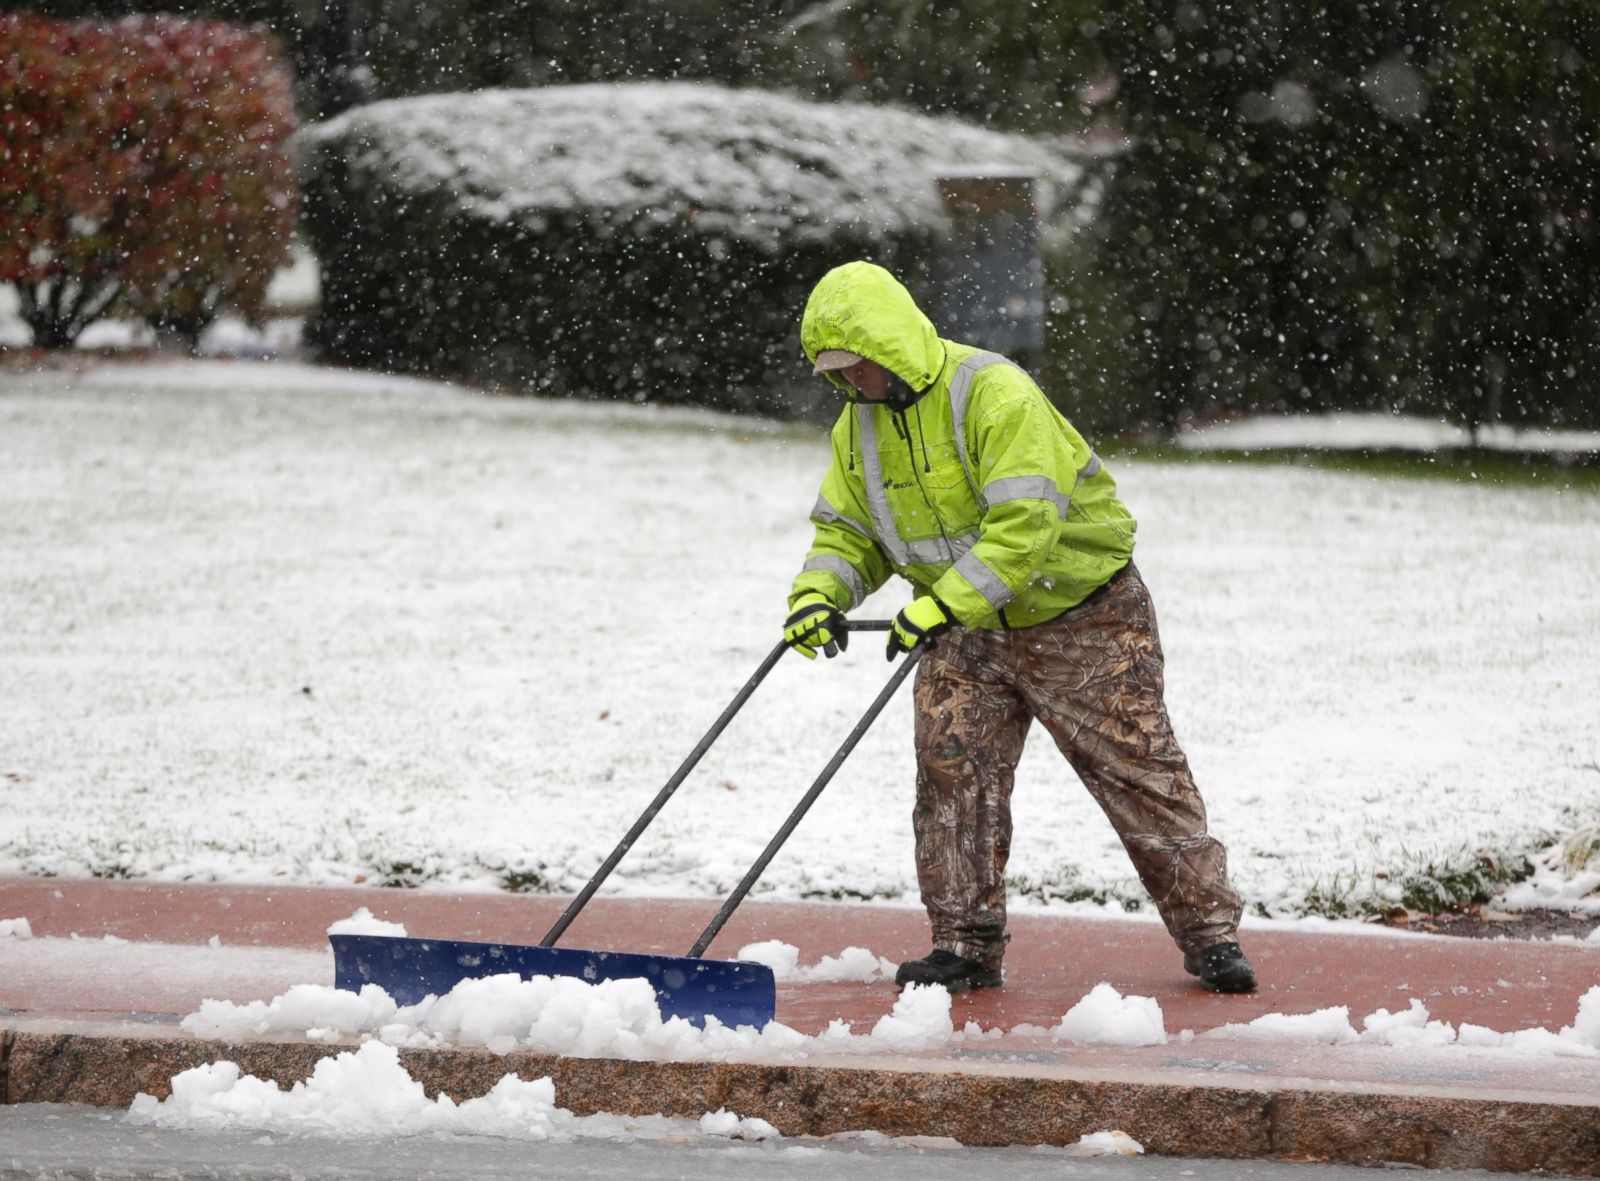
top-left (128, 1040), bottom-right (780, 1142)
top-left (179, 971), bottom-right (964, 1059)
top-left (126, 1035), bottom-right (1146, 1153)
top-left (1200, 988), bottom-right (1600, 1057)
top-left (2, 359), bottom-right (1598, 919)
top-left (1040, 982), bottom-right (1168, 1047)
top-left (1179, 411), bottom-right (1600, 456)
top-left (298, 82), bottom-right (1086, 252)
top-left (162, 953), bottom-right (1600, 1064)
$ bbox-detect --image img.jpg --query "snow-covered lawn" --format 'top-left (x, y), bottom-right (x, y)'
top-left (2, 359), bottom-right (1598, 918)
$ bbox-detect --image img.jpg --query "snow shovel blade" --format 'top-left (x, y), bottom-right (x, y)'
top-left (330, 933), bottom-right (776, 1028)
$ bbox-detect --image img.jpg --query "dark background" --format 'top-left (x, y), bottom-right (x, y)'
top-left (14, 0), bottom-right (1597, 434)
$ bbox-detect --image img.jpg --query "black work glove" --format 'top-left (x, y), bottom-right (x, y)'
top-left (784, 592), bottom-right (849, 660)
top-left (886, 596), bottom-right (953, 660)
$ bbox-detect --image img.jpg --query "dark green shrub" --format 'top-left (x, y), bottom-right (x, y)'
top-left (298, 82), bottom-right (1084, 416)
top-left (1083, 0), bottom-right (1600, 436)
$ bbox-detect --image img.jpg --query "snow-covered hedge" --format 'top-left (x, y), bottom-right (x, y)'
top-left (298, 82), bottom-right (1083, 415)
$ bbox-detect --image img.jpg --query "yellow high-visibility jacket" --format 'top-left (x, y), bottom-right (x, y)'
top-left (791, 261), bottom-right (1135, 629)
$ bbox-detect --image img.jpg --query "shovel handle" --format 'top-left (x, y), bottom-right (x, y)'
top-left (686, 641), bottom-right (926, 959)
top-left (540, 637), bottom-right (789, 946)
top-left (541, 617), bottom-right (897, 947)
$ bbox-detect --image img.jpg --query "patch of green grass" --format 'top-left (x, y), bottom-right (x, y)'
top-left (1391, 849), bottom-right (1537, 914)
top-left (799, 885), bottom-right (906, 902)
top-left (1560, 822), bottom-right (1600, 874)
top-left (1007, 865), bottom-right (1133, 909)
top-left (1300, 843), bottom-right (1543, 920)
top-left (374, 860), bottom-right (432, 889)
top-left (499, 866), bottom-right (551, 893)
top-left (1106, 443), bottom-right (1600, 495)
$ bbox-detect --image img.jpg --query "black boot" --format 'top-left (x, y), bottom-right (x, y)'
top-left (1183, 942), bottom-right (1257, 993)
top-left (894, 949), bottom-right (1002, 992)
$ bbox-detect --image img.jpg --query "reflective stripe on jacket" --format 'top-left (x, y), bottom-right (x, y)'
top-left (790, 261), bottom-right (1135, 630)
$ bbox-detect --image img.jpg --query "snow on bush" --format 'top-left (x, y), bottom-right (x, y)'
top-left (1497, 842), bottom-right (1600, 915)
top-left (128, 1040), bottom-right (778, 1142)
top-left (178, 970), bottom-right (1600, 1064)
top-left (298, 81), bottom-right (1086, 414)
top-left (300, 82), bottom-right (1081, 251)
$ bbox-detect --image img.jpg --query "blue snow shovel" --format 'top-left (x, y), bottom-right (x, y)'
top-left (331, 620), bottom-right (925, 1028)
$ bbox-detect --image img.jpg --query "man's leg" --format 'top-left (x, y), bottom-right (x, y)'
top-left (1016, 567), bottom-right (1244, 959)
top-left (907, 631), bottom-right (1031, 979)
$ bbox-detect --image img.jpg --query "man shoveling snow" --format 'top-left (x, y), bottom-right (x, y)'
top-left (783, 261), bottom-right (1255, 995)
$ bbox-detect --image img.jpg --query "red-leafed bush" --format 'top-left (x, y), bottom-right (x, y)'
top-left (0, 14), bottom-right (298, 349)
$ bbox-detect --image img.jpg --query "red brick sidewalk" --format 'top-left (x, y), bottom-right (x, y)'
top-left (4, 876), bottom-right (1598, 1175)
top-left (3, 875), bottom-right (1594, 1038)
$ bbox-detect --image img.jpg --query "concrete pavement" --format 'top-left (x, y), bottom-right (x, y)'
top-left (2, 876), bottom-right (1597, 1175)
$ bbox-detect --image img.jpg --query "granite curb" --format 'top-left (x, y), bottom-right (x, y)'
top-left (3, 1025), bottom-right (1596, 1176)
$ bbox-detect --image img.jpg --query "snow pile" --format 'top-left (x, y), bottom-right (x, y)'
top-left (1203, 989), bottom-right (1600, 1058)
top-left (1359, 999), bottom-right (1459, 1048)
top-left (1497, 843), bottom-right (1600, 915)
top-left (326, 908), bottom-right (408, 937)
top-left (1203, 1006), bottom-right (1362, 1045)
top-left (1066, 1130), bottom-right (1145, 1157)
top-left (185, 984), bottom-right (405, 1044)
top-left (299, 82), bottom-right (1084, 249)
top-left (698, 1108), bottom-right (780, 1141)
top-left (862, 984), bottom-right (952, 1051)
top-left (1043, 983), bottom-right (1167, 1047)
top-left (128, 1040), bottom-right (777, 1142)
top-left (737, 940), bottom-right (896, 983)
top-left (0, 917), bottom-right (33, 939)
top-left (179, 971), bottom-right (1275, 1060)
top-left (180, 973), bottom-right (958, 1061)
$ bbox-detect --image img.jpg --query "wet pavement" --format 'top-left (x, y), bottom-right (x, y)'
top-left (2, 876), bottom-right (1597, 1175)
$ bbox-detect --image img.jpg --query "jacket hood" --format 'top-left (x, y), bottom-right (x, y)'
top-left (800, 262), bottom-right (947, 400)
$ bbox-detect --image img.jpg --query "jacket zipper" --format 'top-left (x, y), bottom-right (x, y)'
top-left (889, 407), bottom-right (1012, 631)
top-left (892, 406), bottom-right (956, 563)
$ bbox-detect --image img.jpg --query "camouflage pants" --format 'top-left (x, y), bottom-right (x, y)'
top-left (912, 563), bottom-right (1242, 969)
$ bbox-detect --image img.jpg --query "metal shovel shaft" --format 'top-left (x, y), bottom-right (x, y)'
top-left (686, 642), bottom-right (925, 959)
top-left (539, 637), bottom-right (789, 947)
top-left (540, 618), bottom-right (894, 949)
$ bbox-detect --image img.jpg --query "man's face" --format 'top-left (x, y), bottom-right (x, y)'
top-left (839, 358), bottom-right (890, 401)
